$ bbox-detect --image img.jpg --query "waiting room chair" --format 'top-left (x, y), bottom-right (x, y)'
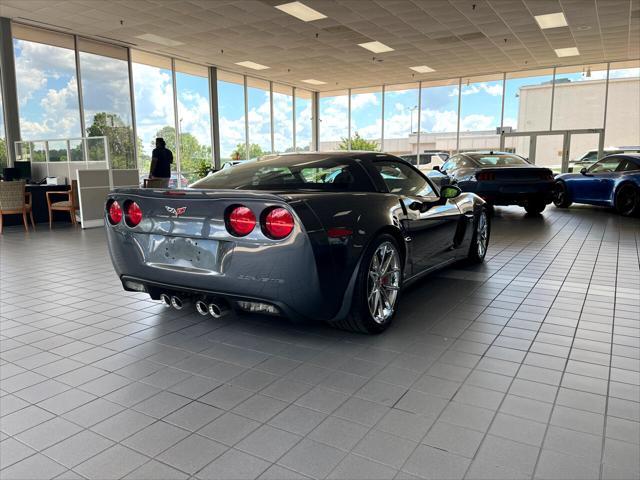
top-left (25, 191), bottom-right (35, 229)
top-left (0, 180), bottom-right (29, 234)
top-left (46, 180), bottom-right (79, 228)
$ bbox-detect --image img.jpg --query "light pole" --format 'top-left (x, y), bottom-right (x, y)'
top-left (409, 105), bottom-right (418, 133)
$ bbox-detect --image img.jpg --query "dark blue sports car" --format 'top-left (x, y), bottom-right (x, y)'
top-left (553, 154), bottom-right (640, 216)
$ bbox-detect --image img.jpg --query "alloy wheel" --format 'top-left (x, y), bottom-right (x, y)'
top-left (617, 186), bottom-right (637, 216)
top-left (367, 242), bottom-right (401, 324)
top-left (477, 211), bottom-right (488, 258)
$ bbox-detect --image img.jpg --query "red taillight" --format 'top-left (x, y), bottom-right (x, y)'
top-left (263, 207), bottom-right (294, 239)
top-left (125, 201), bottom-right (143, 227)
top-left (108, 200), bottom-right (122, 225)
top-left (476, 172), bottom-right (495, 181)
top-left (227, 206), bottom-right (256, 236)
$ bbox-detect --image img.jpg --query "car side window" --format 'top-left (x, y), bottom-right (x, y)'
top-left (589, 158), bottom-right (623, 173)
top-left (442, 157), bottom-right (458, 171)
top-left (618, 159), bottom-right (640, 172)
top-left (372, 160), bottom-right (435, 197)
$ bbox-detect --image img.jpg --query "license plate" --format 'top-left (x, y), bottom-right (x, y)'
top-left (143, 235), bottom-right (220, 271)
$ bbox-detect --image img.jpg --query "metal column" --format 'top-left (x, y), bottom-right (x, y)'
top-left (208, 67), bottom-right (221, 169)
top-left (0, 17), bottom-right (21, 164)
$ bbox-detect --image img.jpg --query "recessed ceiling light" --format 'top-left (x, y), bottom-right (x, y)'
top-left (555, 47), bottom-right (579, 57)
top-left (301, 79), bottom-right (326, 85)
top-left (534, 12), bottom-right (568, 29)
top-left (275, 1), bottom-right (327, 22)
top-left (136, 33), bottom-right (183, 47)
top-left (358, 41), bottom-right (394, 53)
top-left (235, 61), bottom-right (270, 70)
top-left (409, 65), bottom-right (435, 73)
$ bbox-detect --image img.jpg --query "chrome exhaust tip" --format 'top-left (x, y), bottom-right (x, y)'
top-left (160, 294), bottom-right (171, 307)
top-left (195, 300), bottom-right (209, 316)
top-left (208, 302), bottom-right (229, 319)
top-left (170, 296), bottom-right (184, 310)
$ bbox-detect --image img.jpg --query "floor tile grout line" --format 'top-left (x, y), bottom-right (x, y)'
top-left (392, 214), bottom-right (589, 477)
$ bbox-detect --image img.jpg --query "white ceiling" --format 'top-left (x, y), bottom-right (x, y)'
top-left (1, 0), bottom-right (638, 91)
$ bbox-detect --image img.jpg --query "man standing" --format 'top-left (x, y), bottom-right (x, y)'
top-left (149, 137), bottom-right (173, 187)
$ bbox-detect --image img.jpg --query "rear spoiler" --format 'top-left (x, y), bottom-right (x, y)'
top-left (110, 187), bottom-right (289, 203)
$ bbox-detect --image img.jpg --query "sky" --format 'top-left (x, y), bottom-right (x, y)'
top-left (12, 38), bottom-right (640, 158)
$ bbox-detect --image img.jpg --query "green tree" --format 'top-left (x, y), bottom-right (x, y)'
top-left (338, 132), bottom-right (379, 151)
top-left (230, 143), bottom-right (265, 161)
top-left (86, 112), bottom-right (139, 169)
top-left (0, 138), bottom-right (7, 168)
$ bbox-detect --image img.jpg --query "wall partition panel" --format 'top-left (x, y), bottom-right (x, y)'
top-left (175, 60), bottom-right (212, 182)
top-left (419, 79), bottom-right (460, 156)
top-left (383, 83), bottom-right (419, 156)
top-left (272, 83), bottom-right (293, 153)
top-left (77, 38), bottom-right (134, 169)
top-left (246, 77), bottom-right (272, 158)
top-left (130, 50), bottom-right (176, 176)
top-left (217, 70), bottom-right (246, 163)
top-left (295, 88), bottom-right (313, 151)
top-left (350, 86), bottom-right (382, 151)
top-left (319, 89), bottom-right (349, 150)
top-left (12, 24), bottom-right (82, 141)
top-left (459, 74), bottom-right (503, 152)
top-left (605, 60), bottom-right (640, 148)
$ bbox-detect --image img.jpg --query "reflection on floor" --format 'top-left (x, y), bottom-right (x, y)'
top-left (1, 205), bottom-right (638, 479)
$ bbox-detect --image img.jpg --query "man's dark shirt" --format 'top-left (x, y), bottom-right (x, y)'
top-left (151, 147), bottom-right (173, 178)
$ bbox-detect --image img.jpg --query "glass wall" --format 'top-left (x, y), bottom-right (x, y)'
top-left (273, 84), bottom-right (293, 153)
top-left (383, 83), bottom-right (419, 156)
top-left (459, 74), bottom-right (503, 152)
top-left (419, 79), bottom-right (459, 155)
top-left (217, 71), bottom-right (246, 163)
top-left (350, 86), bottom-right (382, 151)
top-left (12, 25), bottom-right (81, 141)
top-left (175, 60), bottom-right (212, 182)
top-left (247, 77), bottom-right (272, 158)
top-left (131, 51), bottom-right (176, 176)
top-left (504, 68), bottom-right (554, 132)
top-left (78, 39), bottom-right (134, 168)
top-left (552, 64), bottom-right (607, 130)
top-left (605, 60), bottom-right (640, 148)
top-left (319, 90), bottom-right (349, 150)
top-left (295, 89), bottom-right (313, 151)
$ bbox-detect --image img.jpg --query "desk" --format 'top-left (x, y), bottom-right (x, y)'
top-left (3, 184), bottom-right (72, 226)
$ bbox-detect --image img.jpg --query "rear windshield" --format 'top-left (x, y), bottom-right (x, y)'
top-left (469, 154), bottom-right (529, 167)
top-left (190, 155), bottom-right (373, 191)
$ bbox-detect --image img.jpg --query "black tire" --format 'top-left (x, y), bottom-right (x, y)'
top-left (467, 207), bottom-right (490, 264)
top-left (333, 234), bottom-right (403, 334)
top-left (614, 184), bottom-right (640, 216)
top-left (524, 199), bottom-right (546, 215)
top-left (553, 181), bottom-right (572, 208)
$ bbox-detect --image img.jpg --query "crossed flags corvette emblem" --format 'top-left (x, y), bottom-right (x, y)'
top-left (165, 206), bottom-right (187, 217)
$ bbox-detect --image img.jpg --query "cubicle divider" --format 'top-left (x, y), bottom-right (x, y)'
top-left (77, 169), bottom-right (139, 229)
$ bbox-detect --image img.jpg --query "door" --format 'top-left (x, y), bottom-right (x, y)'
top-left (535, 134), bottom-right (566, 170)
top-left (574, 156), bottom-right (627, 203)
top-left (370, 158), bottom-right (461, 275)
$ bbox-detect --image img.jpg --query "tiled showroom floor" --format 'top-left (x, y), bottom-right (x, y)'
top-left (1, 205), bottom-right (639, 480)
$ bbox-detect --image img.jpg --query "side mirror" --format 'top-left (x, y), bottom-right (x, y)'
top-left (432, 165), bottom-right (441, 171)
top-left (440, 185), bottom-right (461, 200)
top-left (580, 167), bottom-right (588, 175)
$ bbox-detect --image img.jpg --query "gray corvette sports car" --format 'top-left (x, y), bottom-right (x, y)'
top-left (105, 152), bottom-right (489, 333)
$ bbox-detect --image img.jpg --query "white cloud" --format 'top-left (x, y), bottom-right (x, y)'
top-left (450, 82), bottom-right (503, 97)
top-left (460, 114), bottom-right (498, 131)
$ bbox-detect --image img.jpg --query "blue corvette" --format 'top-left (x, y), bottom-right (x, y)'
top-left (553, 154), bottom-right (640, 216)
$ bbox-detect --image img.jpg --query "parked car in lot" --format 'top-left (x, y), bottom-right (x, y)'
top-left (569, 147), bottom-right (640, 172)
top-left (554, 154), bottom-right (640, 216)
top-left (435, 152), bottom-right (555, 214)
top-left (106, 152), bottom-right (489, 334)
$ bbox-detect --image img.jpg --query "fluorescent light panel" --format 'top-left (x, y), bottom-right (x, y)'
top-left (275, 2), bottom-right (326, 22)
top-left (410, 65), bottom-right (435, 73)
top-left (535, 12), bottom-right (568, 29)
top-left (136, 33), bottom-right (183, 47)
top-left (358, 41), bottom-right (394, 53)
top-left (301, 78), bottom-right (326, 85)
top-left (555, 47), bottom-right (579, 57)
top-left (235, 61), bottom-right (270, 70)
